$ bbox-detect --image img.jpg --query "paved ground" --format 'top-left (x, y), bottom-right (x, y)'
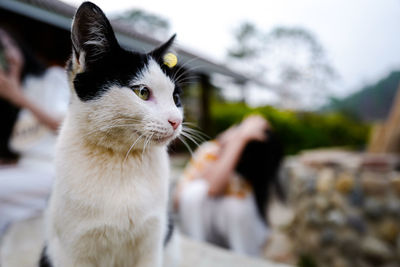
top-left (0, 215), bottom-right (291, 267)
top-left (0, 154), bottom-right (294, 267)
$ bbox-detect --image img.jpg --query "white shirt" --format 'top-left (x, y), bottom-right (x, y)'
top-left (0, 66), bottom-right (69, 234)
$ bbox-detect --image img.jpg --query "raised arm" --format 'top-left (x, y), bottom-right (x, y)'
top-left (0, 32), bottom-right (60, 131)
top-left (202, 115), bottom-right (269, 196)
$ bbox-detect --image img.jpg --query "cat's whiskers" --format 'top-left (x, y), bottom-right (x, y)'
top-left (172, 62), bottom-right (203, 88)
top-left (175, 65), bottom-right (202, 80)
top-left (183, 125), bottom-right (209, 135)
top-left (182, 123), bottom-right (209, 140)
top-left (123, 132), bottom-right (147, 167)
top-left (177, 123), bottom-right (209, 156)
top-left (182, 128), bottom-right (207, 143)
top-left (175, 76), bottom-right (199, 87)
top-left (180, 131), bottom-right (201, 147)
top-left (172, 57), bottom-right (200, 82)
top-left (176, 77), bottom-right (198, 84)
top-left (142, 133), bottom-right (150, 156)
top-left (175, 81), bottom-right (195, 87)
top-left (178, 135), bottom-right (194, 156)
top-left (182, 122), bottom-right (198, 127)
top-left (175, 67), bottom-right (202, 85)
top-left (141, 132), bottom-right (155, 161)
top-left (80, 123), bottom-right (139, 139)
top-left (80, 117), bottom-right (142, 137)
top-left (108, 118), bottom-right (142, 125)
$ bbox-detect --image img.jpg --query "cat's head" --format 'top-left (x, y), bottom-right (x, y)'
top-left (67, 2), bottom-right (183, 152)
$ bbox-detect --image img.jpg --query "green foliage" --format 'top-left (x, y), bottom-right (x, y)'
top-left (211, 102), bottom-right (370, 155)
top-left (297, 254), bottom-right (318, 267)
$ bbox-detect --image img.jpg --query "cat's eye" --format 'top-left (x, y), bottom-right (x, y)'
top-left (132, 85), bottom-right (150, 101)
top-left (173, 93), bottom-right (181, 107)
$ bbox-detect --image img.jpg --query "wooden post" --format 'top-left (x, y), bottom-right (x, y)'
top-left (368, 124), bottom-right (386, 153)
top-left (368, 83), bottom-right (400, 153)
top-left (199, 74), bottom-right (212, 135)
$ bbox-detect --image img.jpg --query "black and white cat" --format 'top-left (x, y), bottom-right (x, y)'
top-left (41, 2), bottom-right (182, 266)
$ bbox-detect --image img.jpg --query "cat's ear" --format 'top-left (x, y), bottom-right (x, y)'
top-left (71, 2), bottom-right (118, 70)
top-left (150, 34), bottom-right (177, 63)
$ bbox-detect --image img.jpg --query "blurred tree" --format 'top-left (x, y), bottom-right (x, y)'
top-left (113, 9), bottom-right (170, 38)
top-left (228, 22), bottom-right (337, 110)
top-left (228, 22), bottom-right (260, 59)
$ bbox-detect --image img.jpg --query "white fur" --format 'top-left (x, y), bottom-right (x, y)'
top-left (45, 58), bottom-right (182, 267)
top-left (84, 21), bottom-right (108, 48)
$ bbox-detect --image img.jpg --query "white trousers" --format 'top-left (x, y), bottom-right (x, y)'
top-left (0, 162), bottom-right (53, 235)
top-left (178, 179), bottom-right (269, 257)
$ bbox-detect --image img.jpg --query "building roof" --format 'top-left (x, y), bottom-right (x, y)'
top-left (0, 0), bottom-right (249, 83)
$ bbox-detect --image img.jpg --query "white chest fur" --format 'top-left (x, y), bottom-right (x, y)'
top-left (45, 115), bottom-right (169, 267)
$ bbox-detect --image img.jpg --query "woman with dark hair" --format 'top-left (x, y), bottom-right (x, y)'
top-left (0, 28), bottom-right (69, 234)
top-left (174, 115), bottom-right (285, 256)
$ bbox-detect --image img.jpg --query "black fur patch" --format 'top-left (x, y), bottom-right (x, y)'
top-left (73, 50), bottom-right (149, 101)
top-left (73, 48), bottom-right (182, 102)
top-left (164, 215), bottom-right (174, 246)
top-left (39, 246), bottom-right (52, 267)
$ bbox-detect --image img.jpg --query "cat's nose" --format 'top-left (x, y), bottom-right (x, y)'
top-left (168, 118), bottom-right (181, 130)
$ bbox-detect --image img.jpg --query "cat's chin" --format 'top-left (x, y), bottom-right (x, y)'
top-left (152, 133), bottom-right (179, 145)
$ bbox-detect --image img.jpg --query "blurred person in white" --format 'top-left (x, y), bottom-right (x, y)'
top-left (174, 115), bottom-right (285, 257)
top-left (0, 28), bottom-right (69, 235)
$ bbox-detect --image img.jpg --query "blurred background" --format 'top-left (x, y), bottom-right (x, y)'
top-left (1, 0), bottom-right (400, 266)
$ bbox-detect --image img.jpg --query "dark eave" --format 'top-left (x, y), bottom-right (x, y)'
top-left (0, 0), bottom-right (249, 83)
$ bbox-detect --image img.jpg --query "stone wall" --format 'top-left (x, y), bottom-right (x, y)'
top-left (284, 150), bottom-right (400, 267)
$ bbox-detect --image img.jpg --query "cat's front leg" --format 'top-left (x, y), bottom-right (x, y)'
top-left (135, 221), bottom-right (165, 267)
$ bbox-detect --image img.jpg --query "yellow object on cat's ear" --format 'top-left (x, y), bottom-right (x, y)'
top-left (163, 53), bottom-right (178, 68)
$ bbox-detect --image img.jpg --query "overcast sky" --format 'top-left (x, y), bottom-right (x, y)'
top-left (63, 0), bottom-right (400, 101)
